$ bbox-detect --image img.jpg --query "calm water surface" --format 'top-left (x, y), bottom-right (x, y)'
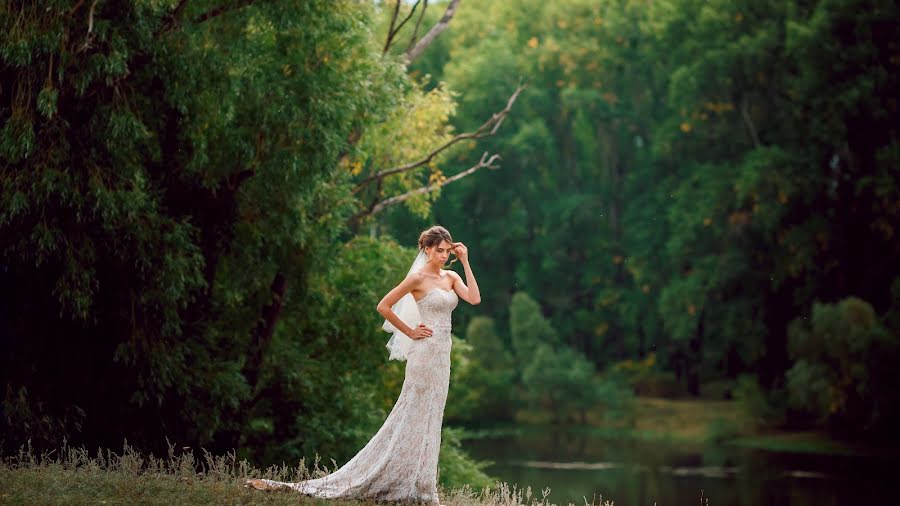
top-left (460, 429), bottom-right (897, 506)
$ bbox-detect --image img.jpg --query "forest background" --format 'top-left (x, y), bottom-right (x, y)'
top-left (2, 0), bottom-right (899, 490)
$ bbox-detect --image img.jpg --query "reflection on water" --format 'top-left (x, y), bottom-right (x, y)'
top-left (460, 428), bottom-right (897, 506)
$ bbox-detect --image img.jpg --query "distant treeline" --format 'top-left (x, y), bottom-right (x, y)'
top-left (388, 0), bottom-right (900, 439)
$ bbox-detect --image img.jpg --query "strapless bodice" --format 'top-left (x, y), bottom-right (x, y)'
top-left (415, 288), bottom-right (458, 334)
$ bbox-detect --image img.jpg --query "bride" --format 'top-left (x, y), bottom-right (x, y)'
top-left (247, 225), bottom-right (481, 505)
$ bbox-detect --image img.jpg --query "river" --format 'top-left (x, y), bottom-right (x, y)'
top-left (460, 428), bottom-right (898, 505)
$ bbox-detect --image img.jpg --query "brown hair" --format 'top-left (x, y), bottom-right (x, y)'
top-left (418, 225), bottom-right (458, 267)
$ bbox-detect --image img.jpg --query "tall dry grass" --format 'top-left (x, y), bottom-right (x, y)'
top-left (0, 440), bottom-right (613, 506)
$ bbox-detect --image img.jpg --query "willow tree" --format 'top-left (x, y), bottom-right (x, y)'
top-left (0, 0), bottom-right (406, 457)
top-left (1, 0), bottom-right (525, 478)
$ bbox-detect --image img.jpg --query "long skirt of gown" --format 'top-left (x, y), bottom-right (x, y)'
top-left (257, 288), bottom-right (458, 504)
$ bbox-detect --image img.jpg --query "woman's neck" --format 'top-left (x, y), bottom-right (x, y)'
top-left (420, 264), bottom-right (442, 277)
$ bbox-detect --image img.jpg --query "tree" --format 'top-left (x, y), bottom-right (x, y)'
top-left (395, 0), bottom-right (899, 419)
top-left (0, 0), bottom-right (403, 458)
top-left (786, 297), bottom-right (900, 437)
top-left (446, 316), bottom-right (517, 421)
top-left (509, 292), bottom-right (559, 361)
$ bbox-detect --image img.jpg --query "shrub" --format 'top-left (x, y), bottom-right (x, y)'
top-left (610, 353), bottom-right (687, 398)
top-left (733, 374), bottom-right (786, 430)
top-left (437, 428), bottom-right (495, 490)
top-left (705, 417), bottom-right (741, 444)
top-left (785, 297), bottom-right (900, 437)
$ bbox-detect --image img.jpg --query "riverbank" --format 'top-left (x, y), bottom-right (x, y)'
top-left (0, 443), bottom-right (614, 506)
top-left (481, 397), bottom-right (897, 458)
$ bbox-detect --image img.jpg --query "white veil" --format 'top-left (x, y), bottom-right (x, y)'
top-left (382, 249), bottom-right (427, 361)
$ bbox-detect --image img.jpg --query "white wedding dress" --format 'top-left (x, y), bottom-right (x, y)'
top-left (252, 287), bottom-right (459, 504)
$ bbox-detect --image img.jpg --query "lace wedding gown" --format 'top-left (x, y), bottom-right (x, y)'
top-left (250, 287), bottom-right (458, 505)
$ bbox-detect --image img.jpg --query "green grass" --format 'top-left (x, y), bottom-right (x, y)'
top-left (502, 397), bottom-right (747, 446)
top-left (0, 441), bottom-right (614, 506)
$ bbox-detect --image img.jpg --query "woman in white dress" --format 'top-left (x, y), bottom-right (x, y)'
top-left (247, 225), bottom-right (481, 505)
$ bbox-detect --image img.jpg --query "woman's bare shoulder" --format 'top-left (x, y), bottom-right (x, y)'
top-left (404, 271), bottom-right (428, 287)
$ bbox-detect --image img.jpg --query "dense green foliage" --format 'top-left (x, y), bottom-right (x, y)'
top-left (392, 0), bottom-right (900, 439)
top-left (786, 297), bottom-right (900, 435)
top-left (446, 316), bottom-right (517, 421)
top-left (447, 293), bottom-right (633, 425)
top-left (3, 1), bottom-right (899, 497)
top-left (2, 0), bottom-right (351, 452)
top-left (0, 1), bottom-right (489, 481)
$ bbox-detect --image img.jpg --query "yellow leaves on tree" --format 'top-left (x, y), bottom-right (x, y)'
top-left (353, 81), bottom-right (459, 218)
top-left (428, 170), bottom-right (447, 187)
top-left (728, 211), bottom-right (750, 227)
top-left (703, 101), bottom-right (735, 114)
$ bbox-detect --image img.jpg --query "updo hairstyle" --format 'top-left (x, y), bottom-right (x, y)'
top-left (418, 225), bottom-right (458, 267)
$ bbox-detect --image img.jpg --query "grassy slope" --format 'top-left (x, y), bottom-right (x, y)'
top-left (5, 398), bottom-right (887, 504)
top-left (0, 444), bottom-right (613, 506)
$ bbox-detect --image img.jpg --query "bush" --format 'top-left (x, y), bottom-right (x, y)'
top-left (592, 373), bottom-right (637, 427)
top-left (610, 353), bottom-right (687, 398)
top-left (705, 417), bottom-right (741, 444)
top-left (785, 297), bottom-right (900, 437)
top-left (733, 374), bottom-right (786, 430)
top-left (437, 428), bottom-right (495, 490)
top-left (446, 318), bottom-right (517, 423)
top-left (521, 344), bottom-right (616, 424)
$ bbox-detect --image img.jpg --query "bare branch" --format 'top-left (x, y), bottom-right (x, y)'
top-left (405, 0), bottom-right (459, 62)
top-left (360, 152), bottom-right (501, 219)
top-left (87, 0), bottom-right (98, 33)
top-left (384, 1), bottom-right (423, 54)
top-left (391, 0), bottom-right (422, 47)
top-left (195, 0), bottom-right (258, 24)
top-left (158, 0), bottom-right (190, 34)
top-left (352, 83), bottom-right (525, 193)
top-left (740, 94), bottom-right (761, 149)
top-left (172, 0), bottom-right (190, 17)
top-left (405, 0), bottom-right (429, 54)
top-left (76, 0), bottom-right (99, 53)
top-left (68, 0), bottom-right (86, 16)
top-left (383, 1), bottom-right (402, 53)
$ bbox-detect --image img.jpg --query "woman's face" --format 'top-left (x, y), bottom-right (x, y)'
top-left (428, 239), bottom-right (453, 266)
